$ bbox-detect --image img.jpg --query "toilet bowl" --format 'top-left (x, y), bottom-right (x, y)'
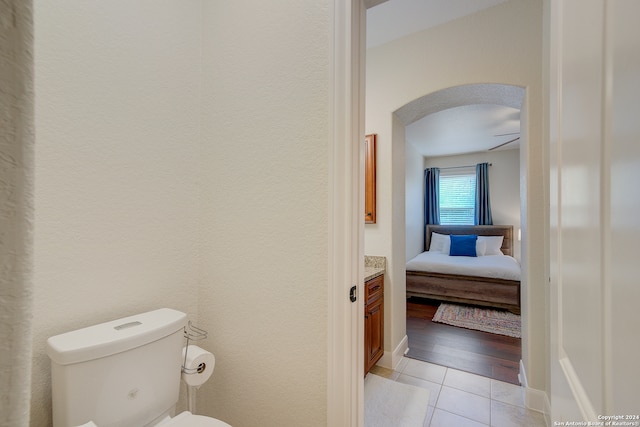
top-left (160, 411), bottom-right (232, 427)
top-left (75, 412), bottom-right (230, 427)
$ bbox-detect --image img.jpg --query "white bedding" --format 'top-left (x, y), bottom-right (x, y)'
top-left (406, 251), bottom-right (521, 281)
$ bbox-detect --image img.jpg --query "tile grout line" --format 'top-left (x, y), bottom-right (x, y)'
top-left (386, 359), bottom-right (538, 427)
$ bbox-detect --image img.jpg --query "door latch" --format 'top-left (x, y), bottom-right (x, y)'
top-left (349, 285), bottom-right (357, 303)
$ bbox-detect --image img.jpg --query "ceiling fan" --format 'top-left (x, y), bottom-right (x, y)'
top-left (489, 132), bottom-right (520, 151)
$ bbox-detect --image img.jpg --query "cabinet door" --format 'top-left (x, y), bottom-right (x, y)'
top-left (364, 134), bottom-right (376, 224)
top-left (365, 297), bottom-right (384, 374)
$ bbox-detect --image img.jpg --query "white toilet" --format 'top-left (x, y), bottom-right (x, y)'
top-left (47, 308), bottom-right (231, 427)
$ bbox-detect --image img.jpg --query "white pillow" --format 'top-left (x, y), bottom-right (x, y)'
top-left (477, 235), bottom-right (504, 256)
top-left (430, 232), bottom-right (489, 255)
top-left (428, 232), bottom-right (450, 253)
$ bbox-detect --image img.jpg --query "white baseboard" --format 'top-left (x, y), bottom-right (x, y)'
top-left (378, 335), bottom-right (409, 371)
top-left (518, 359), bottom-right (528, 387)
top-left (526, 387), bottom-right (551, 426)
top-left (520, 359), bottom-right (551, 426)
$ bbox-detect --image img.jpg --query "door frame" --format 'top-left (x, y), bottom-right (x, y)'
top-left (327, 0), bottom-right (366, 426)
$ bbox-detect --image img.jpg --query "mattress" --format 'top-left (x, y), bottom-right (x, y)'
top-left (406, 251), bottom-right (521, 281)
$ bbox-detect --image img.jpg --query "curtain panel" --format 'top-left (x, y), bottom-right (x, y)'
top-left (424, 167), bottom-right (440, 250)
top-left (475, 162), bottom-right (493, 225)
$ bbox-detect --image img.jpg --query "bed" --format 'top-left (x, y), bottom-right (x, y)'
top-left (406, 225), bottom-right (521, 314)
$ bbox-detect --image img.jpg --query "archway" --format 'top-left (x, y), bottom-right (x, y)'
top-left (394, 82), bottom-right (527, 382)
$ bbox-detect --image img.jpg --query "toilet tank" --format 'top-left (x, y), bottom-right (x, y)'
top-left (47, 308), bottom-right (187, 427)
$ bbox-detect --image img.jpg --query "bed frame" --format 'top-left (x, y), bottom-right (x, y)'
top-left (406, 225), bottom-right (521, 314)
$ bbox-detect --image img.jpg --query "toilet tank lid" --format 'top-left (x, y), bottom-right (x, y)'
top-left (47, 308), bottom-right (187, 366)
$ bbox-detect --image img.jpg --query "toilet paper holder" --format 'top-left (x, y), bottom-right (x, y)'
top-left (182, 321), bottom-right (208, 375)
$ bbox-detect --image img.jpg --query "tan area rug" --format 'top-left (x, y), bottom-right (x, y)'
top-left (432, 303), bottom-right (521, 338)
top-left (364, 373), bottom-right (430, 427)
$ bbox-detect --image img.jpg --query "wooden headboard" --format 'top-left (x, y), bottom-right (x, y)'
top-left (425, 225), bottom-right (514, 257)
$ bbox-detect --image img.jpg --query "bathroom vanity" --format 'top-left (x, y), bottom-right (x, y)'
top-left (364, 256), bottom-right (385, 375)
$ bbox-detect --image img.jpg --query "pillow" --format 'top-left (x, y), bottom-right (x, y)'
top-left (449, 234), bottom-right (478, 257)
top-left (477, 235), bottom-right (504, 256)
top-left (428, 232), bottom-right (451, 253)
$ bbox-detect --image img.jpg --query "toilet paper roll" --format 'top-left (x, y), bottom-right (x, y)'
top-left (181, 345), bottom-right (215, 388)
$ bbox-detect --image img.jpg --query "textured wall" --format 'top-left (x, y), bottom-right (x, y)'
top-left (31, 2), bottom-right (202, 424)
top-left (31, 1), bottom-right (331, 426)
top-left (365, 0), bottom-right (545, 388)
top-left (0, 1), bottom-right (34, 426)
top-left (198, 1), bottom-right (330, 425)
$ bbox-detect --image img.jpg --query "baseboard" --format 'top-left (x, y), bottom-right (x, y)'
top-left (378, 335), bottom-right (409, 371)
top-left (526, 387), bottom-right (551, 426)
top-left (518, 359), bottom-right (528, 387)
top-left (520, 359), bottom-right (551, 426)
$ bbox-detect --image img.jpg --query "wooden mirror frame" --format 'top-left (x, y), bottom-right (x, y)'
top-left (365, 134), bottom-right (376, 223)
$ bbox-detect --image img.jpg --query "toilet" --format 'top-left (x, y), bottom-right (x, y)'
top-left (46, 308), bottom-right (231, 427)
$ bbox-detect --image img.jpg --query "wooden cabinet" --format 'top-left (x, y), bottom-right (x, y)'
top-left (364, 274), bottom-right (384, 375)
top-left (364, 134), bottom-right (377, 224)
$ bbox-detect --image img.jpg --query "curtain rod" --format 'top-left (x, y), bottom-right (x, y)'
top-left (438, 163), bottom-right (492, 170)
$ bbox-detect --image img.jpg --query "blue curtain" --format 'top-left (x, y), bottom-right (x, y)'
top-left (424, 167), bottom-right (440, 250)
top-left (475, 162), bottom-right (493, 225)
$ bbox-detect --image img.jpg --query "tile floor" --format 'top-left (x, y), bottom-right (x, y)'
top-left (369, 357), bottom-right (547, 427)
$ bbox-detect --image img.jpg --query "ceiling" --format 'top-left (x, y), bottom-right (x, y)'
top-left (405, 104), bottom-right (520, 157)
top-left (366, 0), bottom-right (509, 48)
top-left (366, 0), bottom-right (520, 158)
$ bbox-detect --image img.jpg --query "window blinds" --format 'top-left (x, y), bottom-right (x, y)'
top-left (439, 173), bottom-right (476, 225)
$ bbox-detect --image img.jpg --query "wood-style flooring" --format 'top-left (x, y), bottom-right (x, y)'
top-left (406, 297), bottom-right (522, 385)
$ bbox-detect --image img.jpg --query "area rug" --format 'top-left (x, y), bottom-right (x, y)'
top-left (432, 303), bottom-right (521, 338)
top-left (364, 373), bottom-right (430, 427)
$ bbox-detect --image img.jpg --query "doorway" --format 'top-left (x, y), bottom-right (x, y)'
top-left (346, 0), bottom-right (548, 424)
top-left (362, 0), bottom-right (549, 418)
top-left (395, 84), bottom-right (526, 385)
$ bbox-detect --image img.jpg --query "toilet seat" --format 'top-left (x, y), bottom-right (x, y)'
top-left (160, 411), bottom-right (231, 427)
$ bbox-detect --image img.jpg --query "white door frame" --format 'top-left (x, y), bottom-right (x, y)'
top-left (327, 0), bottom-right (366, 426)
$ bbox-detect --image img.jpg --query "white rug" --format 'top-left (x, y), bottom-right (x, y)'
top-left (364, 374), bottom-right (431, 427)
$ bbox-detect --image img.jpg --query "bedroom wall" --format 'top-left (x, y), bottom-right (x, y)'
top-left (365, 0), bottom-right (546, 394)
top-left (405, 141), bottom-right (425, 262)
top-left (198, 1), bottom-right (329, 426)
top-left (421, 149), bottom-right (521, 260)
top-left (31, 2), bottom-right (202, 424)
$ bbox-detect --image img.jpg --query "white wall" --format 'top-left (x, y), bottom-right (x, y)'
top-left (32, 2), bottom-right (203, 424)
top-left (420, 149), bottom-right (521, 260)
top-left (0, 2), bottom-right (34, 425)
top-left (365, 0), bottom-right (546, 393)
top-left (31, 1), bottom-right (331, 426)
top-left (405, 141), bottom-right (424, 261)
top-left (197, 2), bottom-right (329, 426)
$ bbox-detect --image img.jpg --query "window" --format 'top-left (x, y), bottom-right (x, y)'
top-left (439, 172), bottom-right (476, 225)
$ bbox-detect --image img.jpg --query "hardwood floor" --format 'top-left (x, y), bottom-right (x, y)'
top-left (406, 297), bottom-right (522, 385)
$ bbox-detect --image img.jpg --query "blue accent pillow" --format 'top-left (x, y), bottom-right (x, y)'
top-left (449, 234), bottom-right (478, 257)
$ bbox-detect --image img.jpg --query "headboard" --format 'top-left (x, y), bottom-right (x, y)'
top-left (425, 225), bottom-right (514, 257)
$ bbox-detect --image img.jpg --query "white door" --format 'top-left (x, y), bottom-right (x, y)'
top-left (549, 0), bottom-right (640, 421)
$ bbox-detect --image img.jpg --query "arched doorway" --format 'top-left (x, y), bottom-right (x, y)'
top-left (395, 83), bottom-right (526, 383)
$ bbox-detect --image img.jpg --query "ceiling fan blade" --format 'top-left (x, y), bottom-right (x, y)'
top-left (493, 132), bottom-right (520, 137)
top-left (489, 137), bottom-right (520, 151)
